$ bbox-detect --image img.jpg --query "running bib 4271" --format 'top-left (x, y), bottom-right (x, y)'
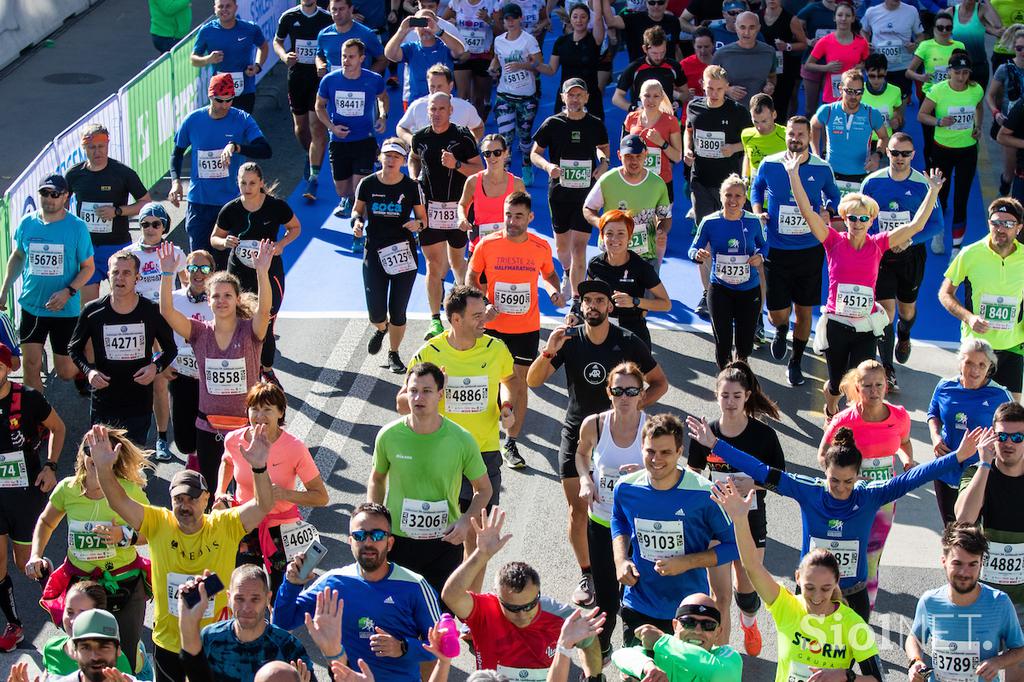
top-left (103, 323), bottom-right (146, 362)
top-left (634, 518), bottom-right (685, 562)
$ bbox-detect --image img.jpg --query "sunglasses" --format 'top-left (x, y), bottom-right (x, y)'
top-left (610, 386), bottom-right (642, 397)
top-left (997, 432), bottom-right (1024, 443)
top-left (1016, 45), bottom-right (1024, 52)
top-left (500, 594), bottom-right (541, 613)
top-left (990, 218), bottom-right (1020, 229)
top-left (187, 264), bottom-right (214, 274)
top-left (889, 149), bottom-right (913, 158)
top-left (481, 149), bottom-right (505, 158)
top-left (39, 189), bottom-right (64, 198)
top-left (725, 9), bottom-right (742, 15)
top-left (843, 88), bottom-right (864, 95)
top-left (213, 97), bottom-right (234, 103)
top-left (935, 24), bottom-right (952, 30)
top-left (350, 528), bottom-right (390, 542)
top-left (845, 214), bottom-right (872, 223)
top-left (140, 220), bottom-right (164, 229)
top-left (677, 616), bottom-right (719, 631)
top-left (648, 1), bottom-right (667, 5)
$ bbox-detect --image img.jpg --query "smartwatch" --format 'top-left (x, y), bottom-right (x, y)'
top-left (455, 160), bottom-right (463, 170)
top-left (66, 285), bottom-right (78, 296)
top-left (660, 140), bottom-right (669, 150)
top-left (42, 461), bottom-right (57, 471)
top-left (114, 206), bottom-right (123, 217)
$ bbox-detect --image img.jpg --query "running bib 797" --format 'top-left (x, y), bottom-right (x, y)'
top-left (68, 520), bottom-right (115, 562)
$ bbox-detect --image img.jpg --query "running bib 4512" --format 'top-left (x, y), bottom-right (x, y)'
top-left (445, 375), bottom-right (488, 413)
top-left (205, 357), bottom-right (247, 395)
top-left (28, 243), bottom-right (64, 277)
top-left (0, 451), bottom-right (28, 488)
top-left (103, 323), bottom-right (146, 362)
top-left (809, 537), bottom-right (858, 579)
top-left (400, 499), bottom-right (449, 539)
top-left (834, 283), bottom-right (873, 318)
top-left (428, 201), bottom-right (459, 230)
top-left (634, 518), bottom-right (685, 562)
top-left (493, 281), bottom-right (531, 315)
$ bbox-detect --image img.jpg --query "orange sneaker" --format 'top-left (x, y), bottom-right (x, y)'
top-left (740, 618), bottom-right (762, 657)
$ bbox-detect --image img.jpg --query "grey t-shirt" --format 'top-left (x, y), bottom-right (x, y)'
top-left (711, 41), bottom-right (777, 108)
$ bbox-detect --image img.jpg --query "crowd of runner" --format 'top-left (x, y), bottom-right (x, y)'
top-left (6, 0), bottom-right (1024, 678)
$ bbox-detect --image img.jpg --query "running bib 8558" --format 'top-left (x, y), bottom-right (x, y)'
top-left (205, 357), bottom-right (247, 395)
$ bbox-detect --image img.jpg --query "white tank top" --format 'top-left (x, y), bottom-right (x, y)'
top-left (454, 0), bottom-right (494, 54)
top-left (590, 410), bottom-right (646, 524)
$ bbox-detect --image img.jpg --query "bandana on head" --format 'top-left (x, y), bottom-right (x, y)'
top-left (208, 73), bottom-right (236, 99)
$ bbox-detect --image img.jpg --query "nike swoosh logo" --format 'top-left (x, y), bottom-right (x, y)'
top-left (238, 37), bottom-right (247, 41)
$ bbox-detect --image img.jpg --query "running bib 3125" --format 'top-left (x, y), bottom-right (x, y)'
top-left (378, 242), bottom-right (417, 275)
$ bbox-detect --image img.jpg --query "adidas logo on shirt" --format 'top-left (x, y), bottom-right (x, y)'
top-left (384, 596), bottom-right (395, 604)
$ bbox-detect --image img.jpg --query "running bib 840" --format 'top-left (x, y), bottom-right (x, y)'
top-left (979, 294), bottom-right (1019, 331)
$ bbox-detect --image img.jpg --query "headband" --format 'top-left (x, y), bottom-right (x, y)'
top-left (675, 603), bottom-right (721, 622)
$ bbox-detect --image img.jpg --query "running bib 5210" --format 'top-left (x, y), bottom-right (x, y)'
top-left (946, 105), bottom-right (975, 131)
top-left (400, 498), bottom-right (449, 539)
top-left (634, 518), bottom-right (685, 562)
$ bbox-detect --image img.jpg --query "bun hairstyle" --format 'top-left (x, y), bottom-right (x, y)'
top-left (717, 361), bottom-right (780, 420)
top-left (822, 427), bottom-right (863, 472)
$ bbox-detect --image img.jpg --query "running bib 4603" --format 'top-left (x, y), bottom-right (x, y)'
top-left (280, 520), bottom-right (321, 560)
top-left (0, 451), bottom-right (28, 488)
top-left (378, 242), bottom-right (417, 275)
top-left (634, 518), bottom-right (685, 562)
top-left (205, 357), bottom-right (247, 395)
top-left (79, 201), bottom-right (113, 234)
top-left (103, 323), bottom-right (146, 362)
top-left (444, 375), bottom-right (488, 413)
top-left (983, 542), bottom-right (1024, 586)
top-left (493, 281), bottom-right (531, 315)
top-left (400, 498), bottom-right (449, 539)
top-left (28, 242), bottom-right (64, 277)
top-left (979, 294), bottom-right (1020, 331)
top-left (559, 159), bottom-right (592, 189)
top-left (809, 537), bottom-right (859, 579)
top-left (428, 201), bottom-right (459, 230)
top-left (834, 283), bottom-right (873, 318)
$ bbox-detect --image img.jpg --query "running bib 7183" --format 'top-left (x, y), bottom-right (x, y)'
top-left (428, 201), bottom-right (459, 230)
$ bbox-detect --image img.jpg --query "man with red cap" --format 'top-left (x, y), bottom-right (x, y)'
top-left (169, 73), bottom-right (271, 270)
top-left (0, 343), bottom-right (66, 651)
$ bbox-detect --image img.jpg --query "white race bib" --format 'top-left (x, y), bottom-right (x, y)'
top-left (280, 520), bottom-right (321, 560)
top-left (496, 666), bottom-right (549, 682)
top-left (400, 498), bottom-right (449, 539)
top-left (68, 520), bottom-right (115, 562)
top-left (28, 242), bottom-right (64, 277)
top-left (946, 105), bottom-right (975, 131)
top-left (493, 281), bottom-right (531, 315)
top-left (634, 518), bottom-right (685, 562)
top-left (444, 375), bottom-right (488, 413)
top-left (464, 28), bottom-right (488, 51)
top-left (932, 65), bottom-right (949, 84)
top-left (167, 572), bottom-right (215, 618)
top-left (0, 451), bottom-right (28, 489)
top-left (777, 204), bottom-right (810, 235)
top-left (428, 201), bottom-right (459, 230)
top-left (234, 240), bottom-right (260, 268)
top-left (644, 147), bottom-right (662, 175)
top-left (983, 542), bottom-right (1024, 586)
top-left (775, 50), bottom-right (784, 74)
top-left (196, 149), bottom-right (228, 180)
top-left (177, 345), bottom-right (199, 378)
top-left (979, 294), bottom-right (1020, 331)
top-left (830, 72), bottom-right (842, 99)
top-left (103, 323), bottom-right (146, 362)
top-left (501, 66), bottom-right (534, 96)
top-left (713, 254), bottom-right (751, 286)
top-left (709, 470), bottom-right (758, 510)
top-left (228, 71), bottom-right (245, 94)
top-left (334, 90), bottom-right (366, 117)
top-left (204, 357), bottom-right (247, 396)
top-left (79, 201), bottom-right (113, 234)
top-left (559, 158), bottom-right (592, 189)
top-left (876, 210), bottom-right (910, 233)
top-left (834, 283), bottom-right (873, 318)
top-left (875, 40), bottom-right (903, 60)
top-left (787, 661), bottom-right (813, 682)
top-left (932, 639), bottom-right (980, 682)
top-left (295, 39), bottom-right (318, 64)
top-left (378, 241), bottom-right (417, 275)
top-left (809, 537), bottom-right (859, 579)
top-left (861, 456), bottom-right (896, 482)
top-left (478, 222), bottom-right (503, 239)
top-left (694, 129), bottom-right (724, 159)
top-left (596, 468), bottom-right (619, 506)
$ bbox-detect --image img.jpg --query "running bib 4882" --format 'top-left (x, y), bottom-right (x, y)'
top-left (983, 542), bottom-right (1024, 586)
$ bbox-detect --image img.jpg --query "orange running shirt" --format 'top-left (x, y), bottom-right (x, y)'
top-left (468, 231), bottom-right (556, 334)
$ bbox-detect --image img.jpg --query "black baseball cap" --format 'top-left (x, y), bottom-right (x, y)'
top-left (502, 3), bottom-right (523, 17)
top-left (38, 174), bottom-right (69, 193)
top-left (620, 134), bottom-right (646, 155)
top-left (948, 53), bottom-right (972, 71)
top-left (577, 279), bottom-right (613, 299)
top-left (170, 470), bottom-right (209, 498)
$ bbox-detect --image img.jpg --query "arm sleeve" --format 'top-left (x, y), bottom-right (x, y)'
top-left (874, 453), bottom-right (961, 506)
top-left (612, 646), bottom-right (655, 678)
top-left (238, 136), bottom-right (272, 159)
top-left (707, 501), bottom-right (739, 565)
top-left (171, 146), bottom-right (187, 180)
top-left (180, 649), bottom-right (215, 682)
top-left (152, 309), bottom-right (178, 371)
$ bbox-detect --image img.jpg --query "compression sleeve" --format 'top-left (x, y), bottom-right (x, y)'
top-left (179, 649), bottom-right (215, 682)
top-left (858, 654), bottom-right (885, 681)
top-left (170, 146), bottom-right (187, 180)
top-left (67, 313), bottom-right (94, 376)
top-left (238, 136), bottom-right (272, 160)
top-left (152, 308), bottom-right (178, 372)
top-left (612, 645), bottom-right (655, 679)
top-left (713, 442), bottom-right (814, 502)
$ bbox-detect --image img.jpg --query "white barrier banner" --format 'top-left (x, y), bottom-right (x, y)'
top-left (237, 0), bottom-right (294, 84)
top-left (51, 94), bottom-right (125, 214)
top-left (6, 143), bottom-right (61, 233)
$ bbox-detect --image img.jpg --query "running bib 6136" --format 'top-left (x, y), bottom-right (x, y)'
top-left (0, 451), bottom-right (28, 488)
top-left (979, 294), bottom-right (1020, 331)
top-left (834, 283), bottom-right (873, 318)
top-left (809, 537), bottom-right (858, 579)
top-left (634, 518), bottom-right (685, 562)
top-left (444, 375), bottom-right (488, 413)
top-left (228, 71), bottom-right (245, 94)
top-left (103, 323), bottom-right (146, 362)
top-left (28, 243), bottom-right (64, 277)
top-left (378, 241), bottom-right (417, 275)
top-left (205, 357), bottom-right (247, 395)
top-left (983, 542), bottom-right (1024, 586)
top-left (493, 281), bottom-right (531, 315)
top-left (428, 201), bottom-right (459, 230)
top-left (197, 150), bottom-right (228, 180)
top-left (400, 498), bottom-right (449, 539)
top-left (79, 201), bottom-right (113, 234)
top-left (559, 158), bottom-right (592, 189)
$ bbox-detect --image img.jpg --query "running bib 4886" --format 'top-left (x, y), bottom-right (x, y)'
top-left (444, 375), bottom-right (488, 413)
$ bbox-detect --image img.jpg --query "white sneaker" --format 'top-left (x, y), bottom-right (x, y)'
top-left (931, 233), bottom-right (945, 255)
top-left (560, 274), bottom-right (572, 301)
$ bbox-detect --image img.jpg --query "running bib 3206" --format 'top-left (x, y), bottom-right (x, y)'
top-left (68, 520), bottom-right (115, 562)
top-left (979, 294), bottom-right (1019, 331)
top-left (983, 542), bottom-right (1024, 586)
top-left (493, 281), bottom-right (531, 315)
top-left (834, 283), bottom-right (873, 318)
top-left (713, 254), bottom-right (750, 286)
top-left (428, 201), bottom-right (459, 230)
top-left (196, 150), bottom-right (228, 180)
top-left (444, 375), bottom-right (488, 413)
top-left (777, 205), bottom-right (810, 235)
top-left (634, 518), bottom-right (685, 562)
top-left (103, 323), bottom-right (146, 361)
top-left (28, 242), bottom-right (64, 277)
top-left (559, 158), bottom-right (592, 189)
top-left (400, 498), bottom-right (449, 539)
top-left (0, 451), bottom-right (28, 488)
top-left (79, 201), bottom-right (113, 234)
top-left (809, 537), bottom-right (859, 579)
top-left (205, 357), bottom-right (247, 395)
top-left (378, 242), bottom-right (417, 275)
top-left (280, 520), bottom-right (321, 560)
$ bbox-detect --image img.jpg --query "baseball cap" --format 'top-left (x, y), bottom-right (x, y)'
top-left (0, 345), bottom-right (14, 369)
top-left (139, 202), bottom-right (170, 230)
top-left (380, 139), bottom-right (409, 156)
top-left (38, 174), bottom-right (69, 194)
top-left (501, 3), bottom-right (523, 17)
top-left (170, 470), bottom-right (209, 498)
top-left (620, 134), bottom-right (646, 155)
top-left (71, 609), bottom-right (121, 644)
top-left (948, 53), bottom-right (972, 71)
top-left (577, 279), bottom-right (613, 299)
top-left (208, 72), bottom-right (236, 99)
top-left (561, 78), bottom-right (588, 94)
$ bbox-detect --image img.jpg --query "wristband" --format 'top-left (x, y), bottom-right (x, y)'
top-left (980, 461), bottom-right (993, 470)
top-left (326, 648), bottom-right (346, 662)
top-left (251, 465), bottom-right (268, 474)
top-left (254, 63), bottom-right (263, 73)
top-left (42, 461), bottom-right (57, 471)
top-left (541, 350), bottom-right (554, 359)
top-left (161, 271), bottom-right (175, 277)
top-left (501, 401), bottom-right (513, 411)
top-left (66, 285), bottom-right (78, 296)
top-left (399, 639), bottom-right (409, 656)
top-left (556, 645), bottom-right (575, 658)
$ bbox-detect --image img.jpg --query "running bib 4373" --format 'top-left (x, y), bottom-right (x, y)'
top-left (428, 201), bottom-right (459, 230)
top-left (634, 518), bottom-right (685, 562)
top-left (205, 357), bottom-right (247, 395)
top-left (713, 254), bottom-right (750, 286)
top-left (400, 498), bottom-right (449, 539)
top-left (493, 281), bottom-right (531, 315)
top-left (28, 243), bottom-right (64, 277)
top-left (103, 323), bottom-right (146, 362)
top-left (809, 537), bottom-right (858, 579)
top-left (444, 375), bottom-right (488, 413)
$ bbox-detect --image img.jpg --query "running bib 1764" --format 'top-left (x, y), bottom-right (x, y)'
top-left (559, 158), bottom-right (592, 189)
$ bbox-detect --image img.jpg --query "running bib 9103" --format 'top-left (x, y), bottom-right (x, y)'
top-left (234, 240), bottom-right (260, 268)
top-left (197, 150), bottom-right (228, 180)
top-left (167, 572), bottom-right (215, 618)
top-left (777, 205), bottom-right (810, 235)
top-left (559, 158), bottom-right (592, 189)
top-left (295, 39), bottom-right (318, 64)
top-left (79, 201), bottom-right (113, 234)
top-left (694, 130), bottom-right (724, 159)
top-left (983, 542), bottom-right (1024, 586)
top-left (876, 210), bottom-right (910, 233)
top-left (445, 375), bottom-right (488, 413)
top-left (809, 537), bottom-right (859, 579)
top-left (493, 281), bottom-right (531, 315)
top-left (861, 456), bottom-right (895, 482)
top-left (713, 254), bottom-right (750, 286)
top-left (979, 294), bottom-right (1020, 331)
top-left (334, 90), bottom-right (366, 117)
top-left (834, 283), bottom-right (873, 318)
top-left (0, 451), bottom-right (28, 488)
top-left (103, 323), bottom-right (146, 362)
top-left (428, 201), bottom-right (459, 230)
top-left (378, 242), bottom-right (417, 275)
top-left (634, 518), bottom-right (685, 562)
top-left (68, 520), bottom-right (115, 562)
top-left (400, 498), bottom-right (449, 539)
top-left (932, 639), bottom-right (980, 681)
top-left (28, 243), bottom-right (64, 277)
top-left (205, 357), bottom-right (247, 395)
top-left (946, 105), bottom-right (975, 131)
top-left (280, 519), bottom-right (321, 560)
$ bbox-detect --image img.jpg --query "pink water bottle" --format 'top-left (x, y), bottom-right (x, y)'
top-left (435, 613), bottom-right (461, 658)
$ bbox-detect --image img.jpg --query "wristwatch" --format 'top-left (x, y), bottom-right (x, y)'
top-left (660, 140), bottom-right (669, 150)
top-left (845, 670), bottom-right (856, 682)
top-left (114, 206), bottom-right (123, 217)
top-left (66, 285), bottom-right (78, 296)
top-left (632, 296), bottom-right (641, 307)
top-left (42, 461), bottom-right (57, 471)
top-left (436, 28), bottom-right (446, 38)
top-left (455, 160), bottom-right (463, 170)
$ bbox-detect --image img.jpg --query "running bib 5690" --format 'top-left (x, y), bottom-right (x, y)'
top-left (493, 282), bottom-right (531, 315)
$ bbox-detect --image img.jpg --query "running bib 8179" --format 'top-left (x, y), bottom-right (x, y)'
top-left (79, 201), bottom-right (113, 234)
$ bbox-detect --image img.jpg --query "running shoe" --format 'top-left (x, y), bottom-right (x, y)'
top-left (694, 291), bottom-right (710, 320)
top-left (502, 439), bottom-right (526, 469)
top-left (368, 326), bottom-right (388, 355)
top-left (895, 333), bottom-right (912, 365)
top-left (0, 623), bottom-right (23, 652)
top-left (302, 176), bottom-right (318, 202)
top-left (930, 233), bottom-right (945, 255)
top-left (522, 165), bottom-right (534, 186)
top-left (950, 246), bottom-right (961, 261)
top-left (787, 361), bottom-right (805, 387)
top-left (424, 318), bottom-right (445, 340)
top-left (333, 197), bottom-right (352, 219)
top-left (753, 315), bottom-right (768, 346)
top-left (571, 572), bottom-right (597, 608)
top-left (886, 365), bottom-right (900, 393)
top-left (770, 326), bottom-right (788, 361)
top-left (559, 274), bottom-right (572, 301)
top-left (154, 438), bottom-right (174, 462)
top-left (387, 351), bottom-right (407, 374)
top-left (740, 619), bottom-right (763, 657)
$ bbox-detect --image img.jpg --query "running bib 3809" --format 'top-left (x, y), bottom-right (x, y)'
top-left (559, 159), bottom-right (592, 189)
top-left (205, 357), bottom-right (247, 395)
top-left (197, 150), bottom-right (228, 180)
top-left (694, 130), bottom-right (724, 159)
top-left (79, 201), bottom-right (113, 234)
top-left (104, 323), bottom-right (146, 361)
top-left (400, 498), bottom-right (449, 539)
top-left (0, 451), bottom-right (28, 488)
top-left (68, 520), bottom-right (115, 562)
top-left (428, 201), bottom-right (459, 230)
top-left (493, 281), bottom-right (531, 315)
top-left (983, 542), bottom-right (1024, 586)
top-left (444, 375), bottom-right (488, 413)
top-left (713, 254), bottom-right (750, 286)
top-left (28, 243), bottom-right (64, 277)
top-left (378, 242), bottom-right (417, 275)
top-left (979, 294), bottom-right (1019, 331)
top-left (634, 518), bottom-right (685, 562)
top-left (809, 537), bottom-right (858, 579)
top-left (834, 283), bottom-right (873, 318)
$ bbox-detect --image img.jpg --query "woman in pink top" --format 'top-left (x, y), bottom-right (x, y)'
top-left (817, 360), bottom-right (914, 611)
top-left (157, 240), bottom-right (273, 505)
top-left (215, 381), bottom-right (327, 594)
top-left (784, 152), bottom-right (942, 419)
top-left (804, 2), bottom-right (870, 104)
top-left (457, 134), bottom-right (525, 252)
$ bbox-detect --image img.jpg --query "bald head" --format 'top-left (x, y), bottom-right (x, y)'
top-left (255, 662), bottom-right (301, 682)
top-left (736, 11), bottom-right (760, 45)
top-left (673, 593), bottom-right (722, 650)
top-left (682, 593), bottom-right (718, 610)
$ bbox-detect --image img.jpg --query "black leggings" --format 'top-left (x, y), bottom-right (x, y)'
top-left (708, 284), bottom-right (761, 370)
top-left (363, 250), bottom-right (417, 326)
top-left (169, 375), bottom-right (199, 455)
top-left (262, 273), bottom-right (285, 368)
top-left (934, 480), bottom-right (958, 526)
top-left (587, 519), bottom-right (620, 653)
top-left (195, 428), bottom-right (226, 502)
top-left (824, 319), bottom-right (877, 395)
top-left (153, 644), bottom-right (186, 682)
top-left (617, 316), bottom-right (651, 349)
top-left (930, 142), bottom-right (978, 236)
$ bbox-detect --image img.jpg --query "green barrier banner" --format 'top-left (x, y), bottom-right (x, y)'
top-left (170, 26), bottom-right (212, 124)
top-left (0, 195), bottom-right (10, 272)
top-left (119, 53), bottom-right (175, 188)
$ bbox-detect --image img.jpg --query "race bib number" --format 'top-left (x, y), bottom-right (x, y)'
top-left (68, 520), bottom-right (115, 562)
top-left (876, 40), bottom-right (903, 60)
top-left (79, 201), bottom-right (112, 234)
top-left (777, 204), bottom-right (810, 235)
top-left (809, 537), bottom-right (859, 579)
top-left (862, 456), bottom-right (895, 482)
top-left (334, 90), bottom-right (366, 118)
top-left (167, 572), bottom-right (215, 618)
top-left (644, 147), bottom-right (662, 174)
top-left (932, 639), bottom-right (980, 682)
top-left (596, 469), bottom-right (619, 505)
top-left (103, 323), bottom-right (146, 361)
top-left (0, 451), bottom-right (28, 488)
top-left (559, 158), bottom-right (592, 189)
top-left (694, 129), bottom-right (724, 159)
top-left (428, 201), bottom-right (459, 230)
top-left (295, 39), bottom-right (318, 64)
top-left (713, 254), bottom-right (751, 286)
top-left (502, 67), bottom-right (533, 95)
top-left (634, 518), bottom-right (685, 562)
top-left (400, 499), bottom-right (449, 539)
top-left (478, 222), bottom-right (503, 239)
top-left (177, 345), bottom-right (199, 378)
top-left (234, 240), bottom-right (260, 268)
top-left (876, 210), bottom-right (910, 233)
top-left (280, 520), bottom-right (321, 560)
top-left (830, 72), bottom-right (842, 99)
top-left (836, 179), bottom-right (859, 198)
top-left (493, 281), bottom-right (531, 315)
top-left (709, 470), bottom-right (758, 510)
top-left (932, 65), bottom-right (949, 84)
top-left (204, 357), bottom-right (247, 396)
top-left (628, 225), bottom-right (654, 259)
top-left (464, 28), bottom-right (487, 51)
top-left (834, 283), bottom-right (873, 318)
top-left (197, 149), bottom-right (228, 180)
top-left (775, 50), bottom-right (784, 74)
top-left (496, 666), bottom-right (548, 682)
top-left (445, 375), bottom-right (488, 413)
top-left (378, 241), bottom-right (417, 275)
top-left (979, 294), bottom-right (1020, 331)
top-left (983, 542), bottom-right (1024, 586)
top-left (228, 71), bottom-right (245, 94)
top-left (28, 242), bottom-right (64, 277)
top-left (787, 661), bottom-right (813, 682)
top-left (814, 29), bottom-right (831, 40)
top-left (947, 105), bottom-right (975, 131)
